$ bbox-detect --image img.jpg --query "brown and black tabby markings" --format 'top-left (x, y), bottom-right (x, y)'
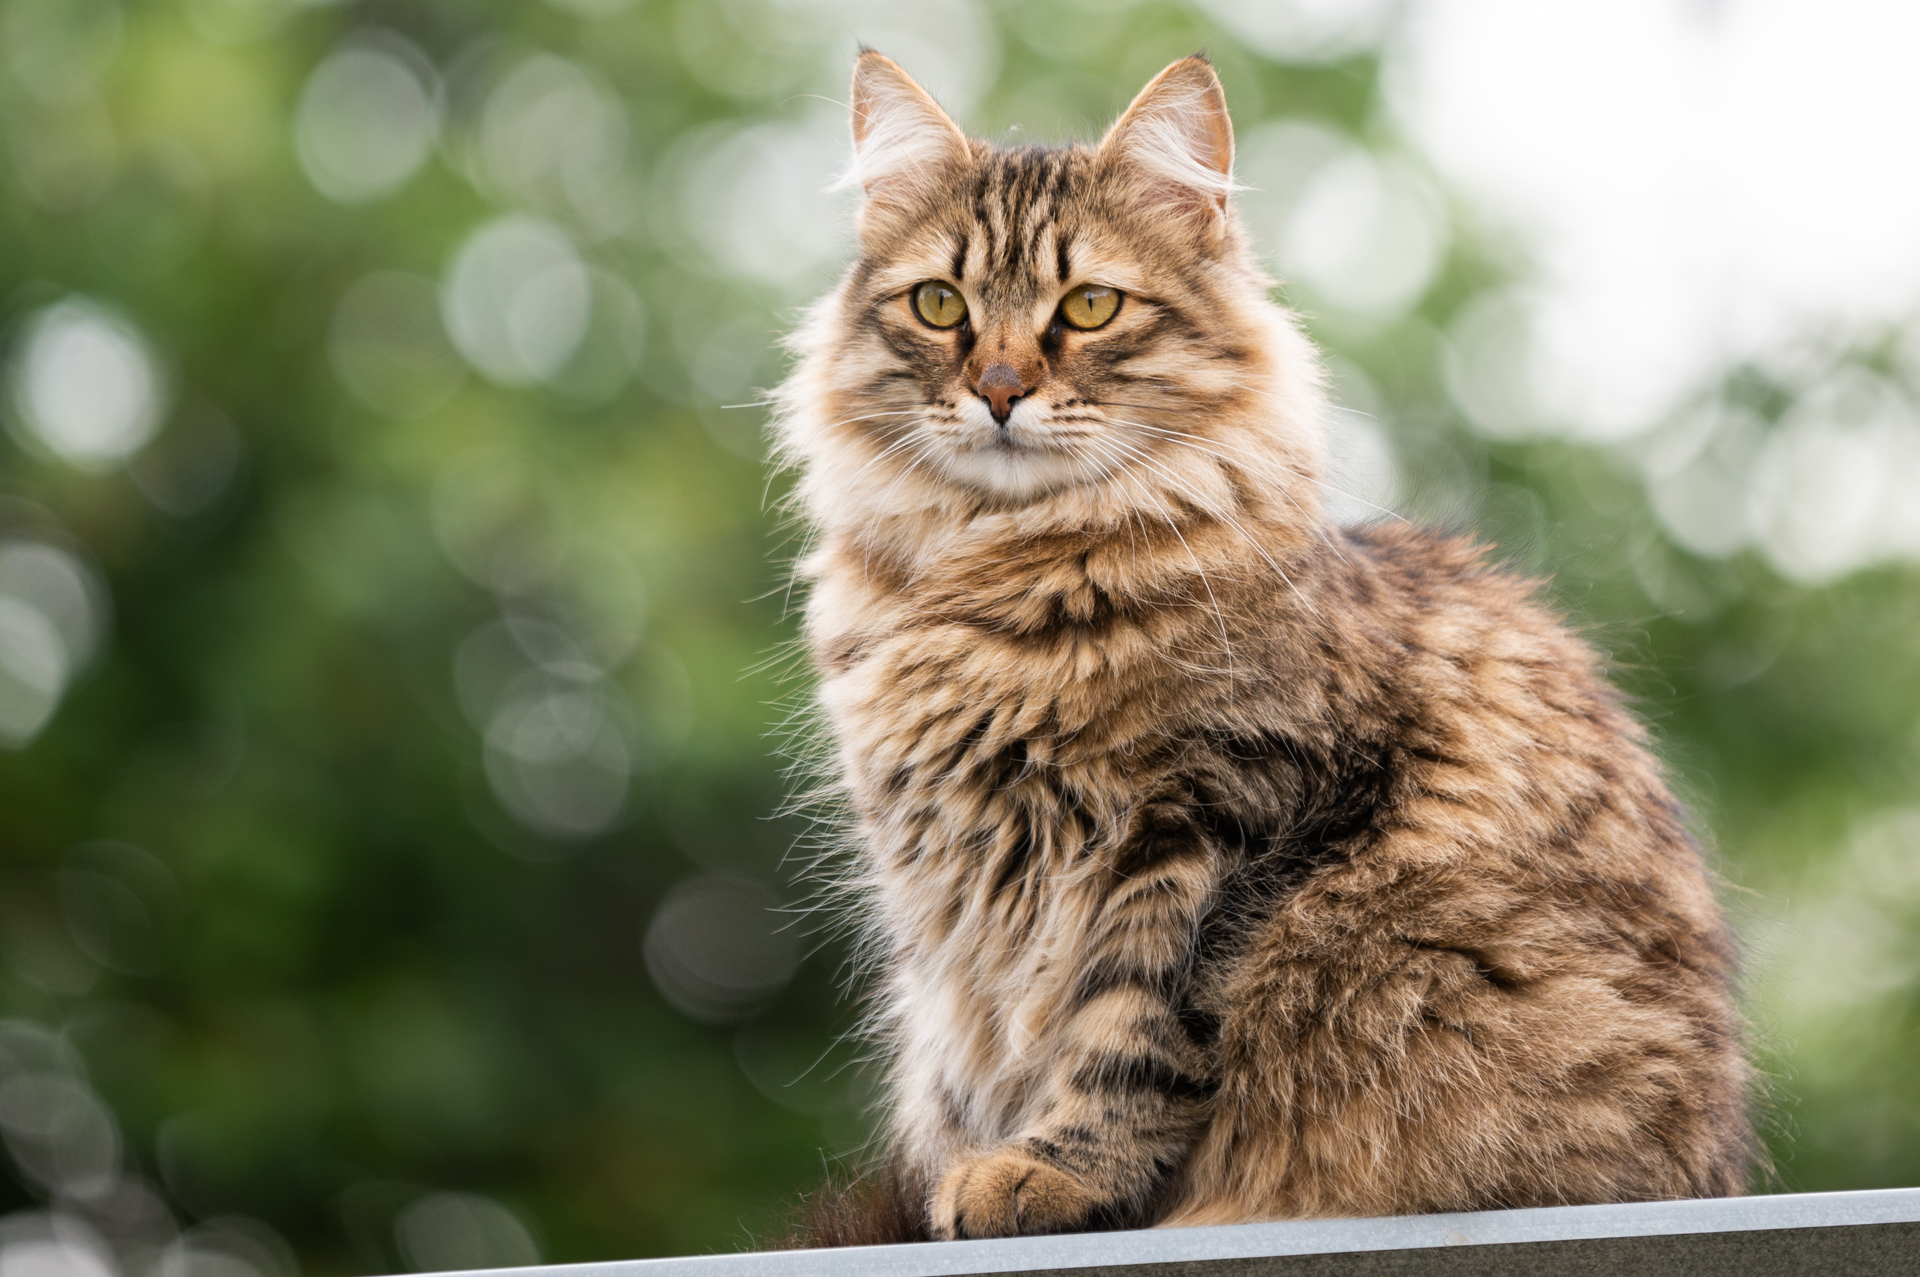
top-left (771, 52), bottom-right (1752, 1244)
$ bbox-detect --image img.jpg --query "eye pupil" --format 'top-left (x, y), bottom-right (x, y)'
top-left (914, 282), bottom-right (967, 329)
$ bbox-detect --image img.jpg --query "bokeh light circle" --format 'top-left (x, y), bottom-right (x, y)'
top-left (293, 37), bottom-right (439, 204)
top-left (0, 540), bottom-right (107, 749)
top-left (441, 215), bottom-right (592, 386)
top-left (643, 876), bottom-right (800, 1023)
top-left (483, 678), bottom-right (630, 839)
top-left (1282, 150), bottom-right (1447, 318)
top-left (6, 299), bottom-right (164, 471)
top-left (394, 1193), bottom-right (539, 1273)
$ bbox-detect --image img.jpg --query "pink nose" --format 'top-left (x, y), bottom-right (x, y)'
top-left (974, 362), bottom-right (1027, 423)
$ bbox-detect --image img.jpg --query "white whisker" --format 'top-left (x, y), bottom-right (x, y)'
top-left (1088, 426), bottom-right (1320, 615)
top-left (1077, 433), bottom-right (1240, 684)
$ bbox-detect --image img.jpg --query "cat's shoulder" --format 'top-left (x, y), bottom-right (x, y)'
top-left (1337, 519), bottom-right (1504, 583)
top-left (1322, 519), bottom-right (1600, 676)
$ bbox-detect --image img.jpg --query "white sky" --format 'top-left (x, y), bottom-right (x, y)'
top-left (1385, 0), bottom-right (1920, 437)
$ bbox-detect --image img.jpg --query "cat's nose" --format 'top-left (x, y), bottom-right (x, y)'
top-left (972, 362), bottom-right (1027, 424)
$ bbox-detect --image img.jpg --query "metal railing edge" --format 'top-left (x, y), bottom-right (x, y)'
top-left (403, 1186), bottom-right (1920, 1277)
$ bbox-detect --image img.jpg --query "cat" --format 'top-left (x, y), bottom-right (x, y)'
top-left (771, 50), bottom-right (1752, 1243)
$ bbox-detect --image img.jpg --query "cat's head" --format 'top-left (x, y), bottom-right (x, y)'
top-left (778, 52), bottom-right (1325, 533)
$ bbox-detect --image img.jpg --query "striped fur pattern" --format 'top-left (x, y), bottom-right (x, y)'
top-left (773, 52), bottom-right (1752, 1241)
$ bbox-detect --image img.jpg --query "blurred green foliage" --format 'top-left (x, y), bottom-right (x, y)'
top-left (0, 1), bottom-right (1917, 1273)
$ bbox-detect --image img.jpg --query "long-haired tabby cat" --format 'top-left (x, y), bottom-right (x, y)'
top-left (772, 51), bottom-right (1751, 1243)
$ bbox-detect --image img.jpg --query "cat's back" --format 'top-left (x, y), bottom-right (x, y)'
top-left (1168, 523), bottom-right (1750, 1222)
top-left (1286, 521), bottom-right (1672, 824)
top-left (1257, 519), bottom-right (1729, 995)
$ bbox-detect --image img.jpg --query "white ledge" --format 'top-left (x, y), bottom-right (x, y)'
top-left (412, 1187), bottom-right (1920, 1277)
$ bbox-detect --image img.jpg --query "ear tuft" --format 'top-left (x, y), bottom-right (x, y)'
top-left (839, 51), bottom-right (971, 205)
top-left (1098, 56), bottom-right (1239, 229)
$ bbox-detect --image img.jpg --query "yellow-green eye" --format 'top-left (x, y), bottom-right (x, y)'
top-left (1060, 284), bottom-right (1121, 330)
top-left (913, 281), bottom-right (967, 329)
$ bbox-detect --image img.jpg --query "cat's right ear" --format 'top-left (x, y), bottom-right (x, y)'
top-left (841, 51), bottom-right (971, 215)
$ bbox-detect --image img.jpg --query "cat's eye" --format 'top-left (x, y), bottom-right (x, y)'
top-left (1060, 284), bottom-right (1121, 331)
top-left (913, 281), bottom-right (968, 329)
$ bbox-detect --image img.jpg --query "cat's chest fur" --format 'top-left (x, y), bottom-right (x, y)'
top-left (809, 542), bottom-right (1236, 1141)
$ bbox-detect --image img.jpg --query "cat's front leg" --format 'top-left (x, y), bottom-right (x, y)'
top-left (931, 798), bottom-right (1224, 1239)
top-left (929, 1003), bottom-right (1211, 1238)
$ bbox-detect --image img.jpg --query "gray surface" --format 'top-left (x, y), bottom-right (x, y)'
top-left (411, 1188), bottom-right (1920, 1277)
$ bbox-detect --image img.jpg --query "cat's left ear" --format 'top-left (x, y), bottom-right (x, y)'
top-left (1097, 56), bottom-right (1238, 241)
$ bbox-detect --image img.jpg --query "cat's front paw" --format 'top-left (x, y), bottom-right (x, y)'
top-left (932, 1147), bottom-right (1098, 1239)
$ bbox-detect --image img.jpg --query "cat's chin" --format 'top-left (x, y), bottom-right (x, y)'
top-left (933, 444), bottom-right (1107, 502)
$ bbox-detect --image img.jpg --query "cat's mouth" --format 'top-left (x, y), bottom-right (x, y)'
top-left (970, 411), bottom-right (1067, 457)
top-left (987, 420), bottom-right (1041, 453)
top-left (964, 398), bottom-right (1061, 450)
top-left (925, 398), bottom-right (1116, 499)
